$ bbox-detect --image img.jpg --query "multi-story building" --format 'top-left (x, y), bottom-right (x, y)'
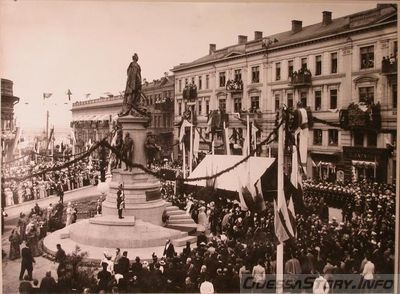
top-left (1, 79), bottom-right (20, 161)
top-left (171, 4), bottom-right (397, 183)
top-left (71, 74), bottom-right (175, 159)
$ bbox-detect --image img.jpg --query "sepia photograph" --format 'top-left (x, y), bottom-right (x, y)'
top-left (0, 1), bottom-right (398, 293)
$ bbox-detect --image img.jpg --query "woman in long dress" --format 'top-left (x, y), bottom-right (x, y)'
top-left (65, 202), bottom-right (73, 226)
top-left (17, 185), bottom-right (25, 204)
top-left (8, 228), bottom-right (21, 260)
top-left (5, 188), bottom-right (14, 206)
top-left (197, 207), bottom-right (209, 234)
top-left (25, 221), bottom-right (40, 257)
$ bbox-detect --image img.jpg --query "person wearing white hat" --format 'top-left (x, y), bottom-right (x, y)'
top-left (100, 251), bottom-right (114, 273)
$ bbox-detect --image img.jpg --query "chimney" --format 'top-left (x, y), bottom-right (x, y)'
top-left (238, 35), bottom-right (248, 44)
top-left (322, 11), bottom-right (332, 25)
top-left (291, 20), bottom-right (302, 33)
top-left (254, 31), bottom-right (263, 40)
top-left (209, 44), bottom-right (216, 55)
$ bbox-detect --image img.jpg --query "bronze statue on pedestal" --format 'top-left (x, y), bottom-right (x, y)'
top-left (119, 53), bottom-right (148, 117)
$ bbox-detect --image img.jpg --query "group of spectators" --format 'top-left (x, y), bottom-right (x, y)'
top-left (2, 157), bottom-right (100, 207)
top-left (11, 169), bottom-right (396, 293)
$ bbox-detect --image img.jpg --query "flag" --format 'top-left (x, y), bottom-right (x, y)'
top-left (70, 129), bottom-right (76, 144)
top-left (275, 123), bottom-right (295, 243)
top-left (43, 93), bottom-right (52, 99)
top-left (193, 128), bottom-right (200, 159)
top-left (111, 131), bottom-right (118, 147)
top-left (251, 122), bottom-right (258, 153)
top-left (237, 161), bottom-right (266, 212)
top-left (224, 121), bottom-right (231, 155)
top-left (297, 108), bottom-right (309, 174)
top-left (179, 119), bottom-right (193, 143)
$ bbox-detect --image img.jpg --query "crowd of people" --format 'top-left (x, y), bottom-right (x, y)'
top-left (1, 156), bottom-right (100, 207)
top-left (6, 159), bottom-right (396, 293)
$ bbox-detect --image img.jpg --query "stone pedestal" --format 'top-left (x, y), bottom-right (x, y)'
top-left (66, 113), bottom-right (172, 248)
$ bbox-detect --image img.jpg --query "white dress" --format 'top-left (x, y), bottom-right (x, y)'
top-left (5, 188), bottom-right (14, 206)
top-left (65, 207), bottom-right (73, 226)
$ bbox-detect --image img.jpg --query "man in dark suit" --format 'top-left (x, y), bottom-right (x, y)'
top-left (118, 251), bottom-right (130, 278)
top-left (117, 184), bottom-right (124, 219)
top-left (39, 271), bottom-right (57, 293)
top-left (19, 242), bottom-right (35, 280)
top-left (163, 239), bottom-right (175, 259)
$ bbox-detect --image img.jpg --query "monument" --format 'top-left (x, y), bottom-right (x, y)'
top-left (43, 54), bottom-right (196, 258)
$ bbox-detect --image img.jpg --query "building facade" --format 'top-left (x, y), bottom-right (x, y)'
top-left (171, 4), bottom-right (397, 183)
top-left (1, 79), bottom-right (20, 161)
top-left (71, 74), bottom-right (175, 159)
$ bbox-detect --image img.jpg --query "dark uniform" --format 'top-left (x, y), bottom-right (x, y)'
top-left (117, 186), bottom-right (124, 219)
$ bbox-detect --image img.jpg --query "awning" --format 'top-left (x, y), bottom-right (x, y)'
top-left (72, 113), bottom-right (111, 122)
top-left (352, 160), bottom-right (377, 167)
top-left (187, 155), bottom-right (275, 192)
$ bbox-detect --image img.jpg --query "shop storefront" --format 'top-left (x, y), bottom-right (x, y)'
top-left (311, 152), bottom-right (339, 182)
top-left (343, 146), bottom-right (390, 183)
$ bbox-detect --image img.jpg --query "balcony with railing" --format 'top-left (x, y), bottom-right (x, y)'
top-left (182, 84), bottom-right (197, 100)
top-left (289, 68), bottom-right (312, 87)
top-left (382, 56), bottom-right (397, 75)
top-left (226, 79), bottom-right (243, 93)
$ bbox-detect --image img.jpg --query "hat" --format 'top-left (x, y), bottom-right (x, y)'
top-left (200, 242), bottom-right (206, 246)
top-left (104, 251), bottom-right (111, 259)
top-left (159, 260), bottom-right (166, 266)
top-left (143, 261), bottom-right (149, 267)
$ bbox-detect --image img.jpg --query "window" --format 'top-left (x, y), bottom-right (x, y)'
top-left (275, 94), bottom-right (280, 111)
top-left (328, 129), bottom-right (338, 146)
top-left (314, 91), bottom-right (321, 111)
top-left (300, 92), bottom-right (307, 107)
top-left (359, 87), bottom-right (374, 104)
top-left (219, 99), bottom-right (226, 112)
top-left (330, 89), bottom-right (337, 109)
top-left (206, 75), bottom-right (209, 89)
top-left (234, 98), bottom-right (242, 113)
top-left (252, 66), bottom-right (260, 83)
top-left (331, 53), bottom-right (338, 74)
top-left (393, 84), bottom-right (397, 109)
top-left (360, 45), bottom-right (374, 69)
top-left (219, 72), bottom-right (226, 87)
top-left (301, 58), bottom-right (308, 70)
top-left (185, 78), bottom-right (188, 85)
top-left (287, 93), bottom-right (293, 109)
top-left (198, 100), bottom-right (202, 115)
top-left (251, 96), bottom-right (260, 112)
top-left (205, 100), bottom-right (210, 114)
top-left (276, 62), bottom-right (281, 81)
top-left (191, 77), bottom-right (195, 84)
top-left (178, 80), bottom-right (182, 92)
top-left (313, 129), bottom-right (323, 145)
top-left (354, 132), bottom-right (364, 146)
top-left (234, 69), bottom-right (242, 81)
top-left (367, 133), bottom-right (377, 147)
top-left (288, 60), bottom-right (294, 77)
top-left (315, 55), bottom-right (322, 76)
top-left (198, 76), bottom-right (202, 90)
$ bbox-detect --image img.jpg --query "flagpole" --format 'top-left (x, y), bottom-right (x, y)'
top-left (276, 111), bottom-right (284, 294)
top-left (246, 114), bottom-right (250, 156)
top-left (189, 124), bottom-right (193, 174)
top-left (72, 125), bottom-right (76, 159)
top-left (182, 143), bottom-right (186, 179)
top-left (211, 133), bottom-right (215, 155)
top-left (224, 121), bottom-right (230, 155)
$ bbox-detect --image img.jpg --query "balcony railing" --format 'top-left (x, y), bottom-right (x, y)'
top-left (382, 56), bottom-right (397, 75)
top-left (226, 79), bottom-right (243, 92)
top-left (182, 84), bottom-right (197, 100)
top-left (289, 69), bottom-right (312, 87)
top-left (339, 102), bottom-right (381, 130)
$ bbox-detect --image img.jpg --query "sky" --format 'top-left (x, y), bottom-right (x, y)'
top-left (1, 0), bottom-right (376, 133)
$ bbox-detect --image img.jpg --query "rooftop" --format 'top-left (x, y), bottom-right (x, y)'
top-left (172, 5), bottom-right (397, 72)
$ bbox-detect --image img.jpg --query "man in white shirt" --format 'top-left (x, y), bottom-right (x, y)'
top-left (200, 275), bottom-right (214, 294)
top-left (362, 257), bottom-right (375, 280)
top-left (252, 259), bottom-right (266, 287)
top-left (313, 273), bottom-right (330, 294)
